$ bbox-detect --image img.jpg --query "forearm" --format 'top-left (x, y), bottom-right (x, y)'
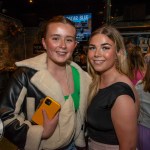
top-left (0, 72), bottom-right (29, 148)
top-left (3, 119), bottom-right (29, 148)
top-left (119, 144), bottom-right (137, 150)
top-left (2, 110), bottom-right (43, 149)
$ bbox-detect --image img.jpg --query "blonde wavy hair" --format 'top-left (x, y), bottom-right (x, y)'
top-left (87, 25), bottom-right (129, 104)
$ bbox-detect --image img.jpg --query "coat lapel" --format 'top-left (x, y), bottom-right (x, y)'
top-left (30, 70), bottom-right (65, 106)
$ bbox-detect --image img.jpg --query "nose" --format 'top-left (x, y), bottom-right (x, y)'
top-left (94, 48), bottom-right (101, 57)
top-left (59, 38), bottom-right (67, 49)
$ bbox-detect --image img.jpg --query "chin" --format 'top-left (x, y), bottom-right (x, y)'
top-left (93, 66), bottom-right (104, 72)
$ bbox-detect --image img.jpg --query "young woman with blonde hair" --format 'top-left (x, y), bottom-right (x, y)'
top-left (86, 25), bottom-right (139, 150)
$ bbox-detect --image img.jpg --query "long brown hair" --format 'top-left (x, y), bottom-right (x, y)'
top-left (142, 60), bottom-right (150, 92)
top-left (127, 46), bottom-right (145, 80)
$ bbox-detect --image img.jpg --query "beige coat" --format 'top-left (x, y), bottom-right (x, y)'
top-left (15, 53), bottom-right (91, 150)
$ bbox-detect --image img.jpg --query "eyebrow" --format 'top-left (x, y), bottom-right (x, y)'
top-left (101, 43), bottom-right (112, 46)
top-left (50, 34), bottom-right (75, 39)
top-left (89, 44), bottom-right (95, 46)
top-left (89, 43), bottom-right (112, 46)
top-left (50, 34), bottom-right (61, 37)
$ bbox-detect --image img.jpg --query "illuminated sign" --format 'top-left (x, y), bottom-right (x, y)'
top-left (65, 13), bottom-right (92, 41)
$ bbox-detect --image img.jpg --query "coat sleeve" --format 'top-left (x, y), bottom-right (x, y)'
top-left (0, 68), bottom-right (43, 150)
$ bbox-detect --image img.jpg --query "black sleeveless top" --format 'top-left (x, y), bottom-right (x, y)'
top-left (87, 82), bottom-right (135, 145)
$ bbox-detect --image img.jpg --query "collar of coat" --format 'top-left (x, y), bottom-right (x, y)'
top-left (15, 52), bottom-right (91, 108)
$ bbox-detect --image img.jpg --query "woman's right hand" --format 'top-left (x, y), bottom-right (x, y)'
top-left (41, 110), bottom-right (59, 139)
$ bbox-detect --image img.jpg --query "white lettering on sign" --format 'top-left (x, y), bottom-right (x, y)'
top-left (66, 14), bottom-right (90, 22)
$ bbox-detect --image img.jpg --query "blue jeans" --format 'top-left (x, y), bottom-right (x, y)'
top-left (57, 141), bottom-right (77, 150)
top-left (65, 142), bottom-right (77, 150)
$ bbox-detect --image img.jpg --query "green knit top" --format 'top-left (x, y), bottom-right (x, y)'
top-left (64, 66), bottom-right (80, 110)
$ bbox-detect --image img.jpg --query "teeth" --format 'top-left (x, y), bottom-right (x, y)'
top-left (94, 60), bottom-right (104, 64)
top-left (57, 52), bottom-right (66, 55)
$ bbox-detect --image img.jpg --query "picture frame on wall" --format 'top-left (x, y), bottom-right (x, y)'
top-left (121, 32), bottom-right (150, 53)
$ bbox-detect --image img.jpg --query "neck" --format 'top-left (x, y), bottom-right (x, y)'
top-left (100, 68), bottom-right (120, 87)
top-left (47, 60), bottom-right (67, 75)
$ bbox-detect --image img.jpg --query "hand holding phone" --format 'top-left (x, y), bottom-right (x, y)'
top-left (41, 109), bottom-right (59, 139)
top-left (32, 96), bottom-right (61, 125)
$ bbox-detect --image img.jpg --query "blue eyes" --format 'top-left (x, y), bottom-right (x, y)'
top-left (88, 46), bottom-right (110, 51)
top-left (88, 46), bottom-right (96, 51)
top-left (52, 37), bottom-right (59, 41)
top-left (102, 47), bottom-right (110, 50)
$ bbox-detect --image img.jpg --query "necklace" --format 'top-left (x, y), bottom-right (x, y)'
top-left (48, 64), bottom-right (72, 96)
top-left (65, 64), bottom-right (71, 95)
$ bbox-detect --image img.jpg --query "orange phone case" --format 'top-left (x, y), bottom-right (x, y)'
top-left (32, 96), bottom-right (61, 125)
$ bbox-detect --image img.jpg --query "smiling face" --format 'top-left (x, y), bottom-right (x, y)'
top-left (42, 22), bottom-right (77, 66)
top-left (88, 34), bottom-right (117, 74)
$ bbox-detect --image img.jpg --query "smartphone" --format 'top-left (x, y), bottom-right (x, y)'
top-left (32, 96), bottom-right (61, 125)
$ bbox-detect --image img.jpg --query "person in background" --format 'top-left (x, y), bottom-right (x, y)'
top-left (136, 60), bottom-right (150, 150)
top-left (125, 38), bottom-right (135, 53)
top-left (86, 25), bottom-right (139, 150)
top-left (144, 47), bottom-right (150, 64)
top-left (127, 46), bottom-right (146, 86)
top-left (0, 16), bottom-right (91, 150)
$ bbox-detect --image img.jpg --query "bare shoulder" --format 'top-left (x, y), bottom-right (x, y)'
top-left (145, 53), bottom-right (150, 57)
top-left (117, 74), bottom-right (133, 88)
top-left (113, 74), bottom-right (140, 116)
top-left (117, 74), bottom-right (138, 97)
top-left (114, 75), bottom-right (136, 109)
top-left (117, 74), bottom-right (139, 110)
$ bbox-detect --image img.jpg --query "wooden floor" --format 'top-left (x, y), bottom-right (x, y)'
top-left (0, 137), bottom-right (17, 150)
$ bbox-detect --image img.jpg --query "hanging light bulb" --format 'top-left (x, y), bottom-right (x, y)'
top-left (29, 0), bottom-right (33, 3)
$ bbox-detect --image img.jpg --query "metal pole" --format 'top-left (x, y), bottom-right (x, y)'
top-left (106, 0), bottom-right (111, 24)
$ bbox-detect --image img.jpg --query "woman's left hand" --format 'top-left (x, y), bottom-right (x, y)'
top-left (41, 110), bottom-right (59, 139)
